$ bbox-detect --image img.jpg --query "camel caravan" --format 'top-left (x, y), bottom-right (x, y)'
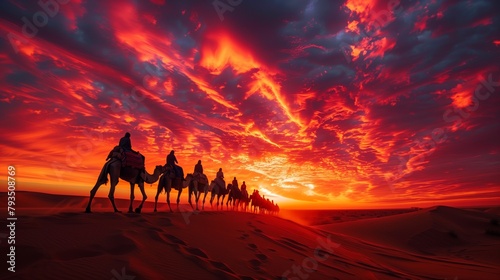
top-left (85, 132), bottom-right (280, 215)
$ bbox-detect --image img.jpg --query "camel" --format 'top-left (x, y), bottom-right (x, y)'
top-left (154, 166), bottom-right (188, 212)
top-left (226, 183), bottom-right (242, 211)
top-left (247, 191), bottom-right (279, 215)
top-left (186, 173), bottom-right (209, 211)
top-left (249, 190), bottom-right (262, 214)
top-left (199, 177), bottom-right (215, 210)
top-left (209, 178), bottom-right (227, 210)
top-left (239, 188), bottom-right (250, 212)
top-left (85, 158), bottom-right (164, 213)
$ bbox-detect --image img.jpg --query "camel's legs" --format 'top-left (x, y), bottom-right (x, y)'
top-left (154, 186), bottom-right (161, 212)
top-left (188, 182), bottom-right (196, 209)
top-left (135, 183), bottom-right (147, 213)
top-left (188, 187), bottom-right (194, 210)
top-left (210, 191), bottom-right (215, 209)
top-left (222, 194), bottom-right (226, 210)
top-left (202, 189), bottom-right (209, 210)
top-left (176, 188), bottom-right (182, 212)
top-left (128, 183), bottom-right (135, 213)
top-left (85, 182), bottom-right (102, 213)
top-left (193, 182), bottom-right (200, 211)
top-left (195, 189), bottom-right (201, 211)
top-left (166, 188), bottom-right (173, 212)
top-left (108, 177), bottom-right (120, 213)
top-left (189, 190), bottom-right (197, 210)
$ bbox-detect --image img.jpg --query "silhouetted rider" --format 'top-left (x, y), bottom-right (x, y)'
top-left (166, 150), bottom-right (184, 179)
top-left (217, 168), bottom-right (224, 180)
top-left (166, 150), bottom-right (178, 167)
top-left (194, 160), bottom-right (203, 174)
top-left (119, 132), bottom-right (132, 152)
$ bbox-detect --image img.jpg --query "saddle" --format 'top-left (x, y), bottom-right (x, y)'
top-left (123, 151), bottom-right (145, 169)
top-left (107, 146), bottom-right (145, 169)
top-left (193, 173), bottom-right (209, 185)
top-left (165, 165), bottom-right (185, 181)
top-left (215, 177), bottom-right (225, 187)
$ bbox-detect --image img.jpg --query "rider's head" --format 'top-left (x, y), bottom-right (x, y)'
top-left (125, 132), bottom-right (131, 138)
top-left (198, 160), bottom-right (201, 164)
top-left (170, 150), bottom-right (174, 154)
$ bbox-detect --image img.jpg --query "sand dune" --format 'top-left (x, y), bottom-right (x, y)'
top-left (320, 206), bottom-right (500, 278)
top-left (1, 192), bottom-right (499, 279)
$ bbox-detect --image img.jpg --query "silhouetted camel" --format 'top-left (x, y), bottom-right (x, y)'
top-left (226, 183), bottom-right (242, 210)
top-left (85, 158), bottom-right (163, 213)
top-left (209, 178), bottom-right (227, 210)
top-left (239, 188), bottom-right (250, 212)
top-left (249, 191), bottom-right (262, 213)
top-left (186, 173), bottom-right (209, 211)
top-left (154, 166), bottom-right (188, 212)
top-left (248, 191), bottom-right (280, 215)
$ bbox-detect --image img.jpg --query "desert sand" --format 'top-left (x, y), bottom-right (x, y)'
top-left (1, 192), bottom-right (499, 279)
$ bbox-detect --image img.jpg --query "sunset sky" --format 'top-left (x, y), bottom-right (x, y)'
top-left (1, 0), bottom-right (499, 209)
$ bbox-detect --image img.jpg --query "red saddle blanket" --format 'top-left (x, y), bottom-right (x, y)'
top-left (123, 151), bottom-right (144, 169)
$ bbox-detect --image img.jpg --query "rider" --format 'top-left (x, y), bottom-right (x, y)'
top-left (193, 160), bottom-right (204, 182)
top-left (217, 168), bottom-right (224, 180)
top-left (117, 132), bottom-right (143, 164)
top-left (166, 150), bottom-right (184, 179)
top-left (216, 168), bottom-right (225, 188)
top-left (232, 177), bottom-right (238, 189)
top-left (119, 132), bottom-right (132, 152)
top-left (194, 160), bottom-right (203, 175)
top-left (166, 150), bottom-right (178, 167)
top-left (241, 181), bottom-right (248, 197)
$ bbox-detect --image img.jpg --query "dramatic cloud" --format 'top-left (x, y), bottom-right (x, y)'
top-left (1, 0), bottom-right (499, 208)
